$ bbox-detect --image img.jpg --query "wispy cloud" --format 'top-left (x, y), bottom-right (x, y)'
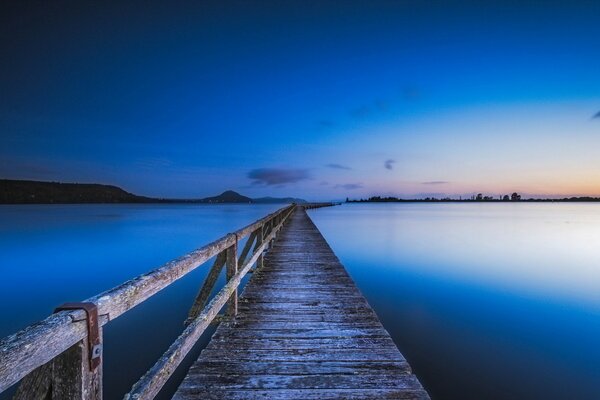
top-left (384, 159), bottom-right (396, 170)
top-left (325, 163), bottom-right (351, 170)
top-left (593, 111), bottom-right (600, 119)
top-left (400, 85), bottom-right (420, 100)
top-left (248, 168), bottom-right (310, 186)
top-left (0, 159), bottom-right (57, 178)
top-left (335, 183), bottom-right (363, 190)
top-left (134, 157), bottom-right (173, 170)
top-left (317, 119), bottom-right (334, 128)
top-left (349, 99), bottom-right (389, 118)
top-left (422, 181), bottom-right (449, 185)
top-left (349, 105), bottom-right (371, 118)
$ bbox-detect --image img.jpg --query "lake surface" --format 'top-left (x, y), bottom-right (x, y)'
top-left (1, 203), bottom-right (600, 399)
top-left (0, 204), bottom-right (280, 400)
top-left (310, 203), bottom-right (600, 400)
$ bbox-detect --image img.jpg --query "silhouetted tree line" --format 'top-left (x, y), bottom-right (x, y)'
top-left (0, 179), bottom-right (154, 204)
top-left (347, 192), bottom-right (600, 203)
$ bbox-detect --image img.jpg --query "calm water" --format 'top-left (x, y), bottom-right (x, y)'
top-left (1, 203), bottom-right (600, 399)
top-left (309, 203), bottom-right (600, 400)
top-left (0, 204), bottom-right (280, 400)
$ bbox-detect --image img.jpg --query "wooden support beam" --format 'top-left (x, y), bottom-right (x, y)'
top-left (12, 362), bottom-right (51, 400)
top-left (237, 231), bottom-right (256, 267)
top-left (13, 335), bottom-right (102, 400)
top-left (254, 227), bottom-right (264, 270)
top-left (185, 251), bottom-right (227, 326)
top-left (226, 238), bottom-right (238, 317)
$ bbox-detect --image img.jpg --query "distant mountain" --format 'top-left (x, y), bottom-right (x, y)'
top-left (0, 180), bottom-right (306, 204)
top-left (0, 179), bottom-right (152, 204)
top-left (253, 196), bottom-right (307, 204)
top-left (199, 191), bottom-right (306, 204)
top-left (201, 190), bottom-right (252, 203)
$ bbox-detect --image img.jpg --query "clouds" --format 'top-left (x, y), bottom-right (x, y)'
top-left (248, 168), bottom-right (310, 186)
top-left (335, 183), bottom-right (363, 190)
top-left (317, 119), bottom-right (334, 128)
top-left (593, 111), bottom-right (600, 119)
top-left (384, 159), bottom-right (395, 170)
top-left (325, 163), bottom-right (352, 170)
top-left (422, 181), bottom-right (448, 185)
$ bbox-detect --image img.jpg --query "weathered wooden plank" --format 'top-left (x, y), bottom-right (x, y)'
top-left (205, 338), bottom-right (399, 351)
top-left (196, 348), bottom-right (407, 362)
top-left (173, 388), bottom-right (428, 400)
top-left (212, 327), bottom-right (391, 339)
top-left (177, 372), bottom-right (425, 390)
top-left (174, 208), bottom-right (429, 399)
top-left (188, 360), bottom-right (411, 375)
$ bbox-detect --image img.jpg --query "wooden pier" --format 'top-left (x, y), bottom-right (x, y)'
top-left (0, 204), bottom-right (428, 400)
top-left (174, 208), bottom-right (428, 399)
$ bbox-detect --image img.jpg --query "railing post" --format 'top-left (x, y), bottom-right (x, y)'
top-left (13, 333), bottom-right (102, 400)
top-left (226, 235), bottom-right (238, 317)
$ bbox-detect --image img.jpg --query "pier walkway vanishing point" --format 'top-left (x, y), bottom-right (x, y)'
top-left (0, 204), bottom-right (429, 400)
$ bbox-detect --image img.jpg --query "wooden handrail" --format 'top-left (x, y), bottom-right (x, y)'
top-left (0, 204), bottom-right (295, 395)
top-left (124, 205), bottom-right (296, 399)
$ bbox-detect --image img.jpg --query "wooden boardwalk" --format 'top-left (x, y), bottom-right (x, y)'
top-left (173, 207), bottom-right (429, 399)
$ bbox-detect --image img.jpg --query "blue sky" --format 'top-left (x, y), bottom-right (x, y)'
top-left (1, 1), bottom-right (599, 200)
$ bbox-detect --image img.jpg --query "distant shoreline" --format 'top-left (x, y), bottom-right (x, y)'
top-left (347, 197), bottom-right (600, 203)
top-left (0, 179), bottom-right (305, 205)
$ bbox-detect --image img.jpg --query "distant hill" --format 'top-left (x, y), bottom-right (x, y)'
top-left (0, 180), bottom-right (305, 204)
top-left (199, 191), bottom-right (306, 204)
top-left (201, 190), bottom-right (252, 203)
top-left (0, 179), bottom-right (152, 204)
top-left (253, 196), bottom-right (307, 204)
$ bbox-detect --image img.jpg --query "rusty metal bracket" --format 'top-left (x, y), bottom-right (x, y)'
top-left (54, 302), bottom-right (102, 370)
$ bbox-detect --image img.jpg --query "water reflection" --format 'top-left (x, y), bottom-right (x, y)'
top-left (0, 204), bottom-right (279, 400)
top-left (309, 203), bottom-right (600, 400)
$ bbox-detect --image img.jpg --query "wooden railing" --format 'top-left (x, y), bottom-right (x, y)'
top-left (304, 202), bottom-right (342, 209)
top-left (0, 204), bottom-right (301, 399)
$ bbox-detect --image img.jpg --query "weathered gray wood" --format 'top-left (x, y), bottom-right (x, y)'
top-left (185, 251), bottom-right (227, 325)
top-left (237, 231), bottom-right (256, 267)
top-left (12, 362), bottom-right (51, 400)
top-left (13, 336), bottom-right (102, 400)
top-left (254, 226), bottom-right (264, 270)
top-left (0, 310), bottom-right (107, 393)
top-left (0, 205), bottom-right (295, 393)
top-left (51, 337), bottom-right (102, 400)
top-left (226, 239), bottom-right (238, 317)
top-left (173, 388), bottom-right (427, 400)
top-left (122, 206), bottom-right (295, 400)
top-left (174, 208), bottom-right (429, 399)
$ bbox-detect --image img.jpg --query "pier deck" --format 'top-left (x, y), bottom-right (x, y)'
top-left (173, 208), bottom-right (429, 399)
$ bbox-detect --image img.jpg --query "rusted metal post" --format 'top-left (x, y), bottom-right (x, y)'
top-left (226, 236), bottom-right (238, 317)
